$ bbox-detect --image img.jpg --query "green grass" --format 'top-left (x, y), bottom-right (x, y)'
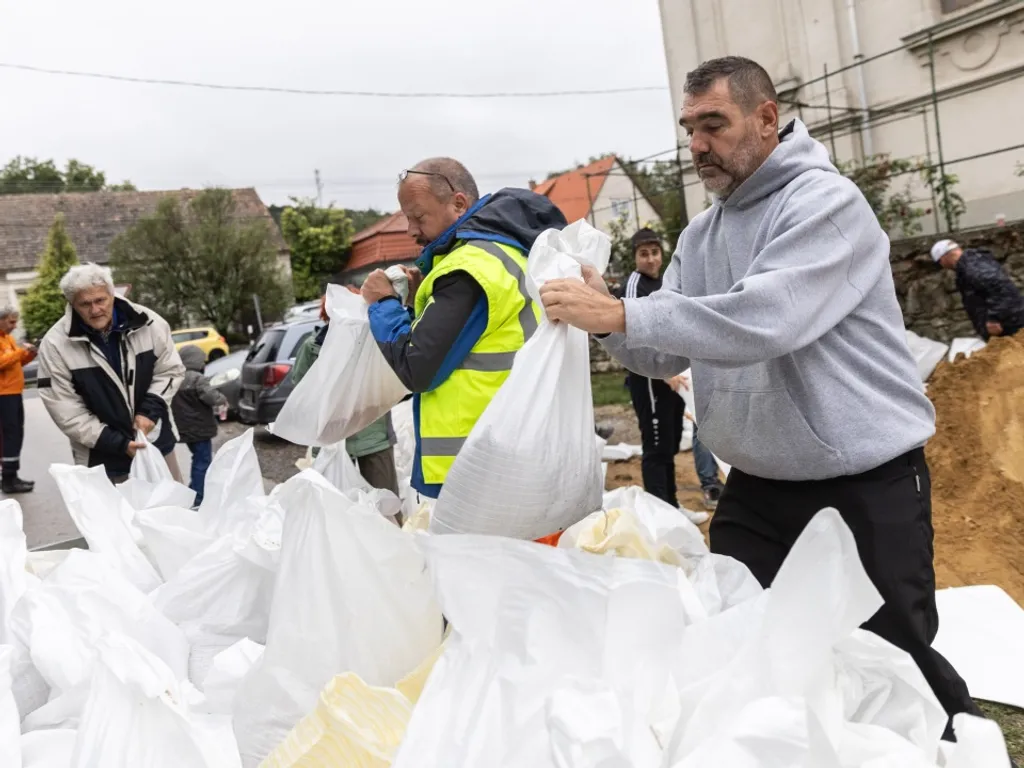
top-left (592, 372), bottom-right (631, 407)
top-left (980, 701), bottom-right (1024, 763)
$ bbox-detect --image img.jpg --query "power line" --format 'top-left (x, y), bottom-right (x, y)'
top-left (0, 61), bottom-right (668, 99)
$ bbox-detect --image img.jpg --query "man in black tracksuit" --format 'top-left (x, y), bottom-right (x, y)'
top-left (616, 229), bottom-right (685, 507)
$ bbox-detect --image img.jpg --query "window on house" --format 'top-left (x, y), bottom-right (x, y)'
top-left (940, 0), bottom-right (981, 12)
top-left (610, 199), bottom-right (631, 219)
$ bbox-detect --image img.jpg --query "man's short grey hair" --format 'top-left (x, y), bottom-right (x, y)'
top-left (409, 157), bottom-right (480, 204)
top-left (59, 263), bottom-right (116, 303)
top-left (684, 56), bottom-right (778, 113)
top-left (0, 305), bottom-right (18, 320)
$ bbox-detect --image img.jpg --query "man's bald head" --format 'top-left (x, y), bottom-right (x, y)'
top-left (399, 157), bottom-right (480, 246)
top-left (407, 157), bottom-right (480, 205)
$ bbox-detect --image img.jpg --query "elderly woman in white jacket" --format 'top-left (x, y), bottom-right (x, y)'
top-left (36, 263), bottom-right (185, 482)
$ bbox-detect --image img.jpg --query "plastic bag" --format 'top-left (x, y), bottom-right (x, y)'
top-left (0, 500), bottom-right (30, 644)
top-left (198, 639), bottom-right (264, 716)
top-left (311, 440), bottom-right (371, 494)
top-left (393, 533), bottom-right (696, 768)
top-left (595, 487), bottom-right (709, 559)
top-left (905, 330), bottom-right (949, 382)
top-left (0, 646), bottom-right (21, 768)
top-left (49, 464), bottom-right (162, 593)
top-left (198, 429), bottom-right (267, 538)
top-left (71, 634), bottom-right (241, 768)
top-left (129, 430), bottom-right (173, 483)
top-left (432, 220), bottom-right (609, 540)
top-left (151, 533), bottom-right (275, 690)
top-left (948, 337), bottom-right (986, 363)
top-left (136, 506), bottom-right (215, 581)
top-left (21, 729), bottom-right (77, 768)
top-left (272, 285), bottom-right (409, 446)
top-left (233, 471), bottom-right (442, 767)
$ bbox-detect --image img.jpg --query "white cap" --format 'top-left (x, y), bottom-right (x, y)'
top-left (930, 239), bottom-right (958, 262)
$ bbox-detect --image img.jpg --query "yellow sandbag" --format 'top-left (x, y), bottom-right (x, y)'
top-left (401, 501), bottom-right (432, 533)
top-left (395, 633), bottom-right (449, 704)
top-left (260, 673), bottom-right (412, 768)
top-left (572, 507), bottom-right (683, 567)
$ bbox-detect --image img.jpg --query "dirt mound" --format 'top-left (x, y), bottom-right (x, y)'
top-left (926, 335), bottom-right (1024, 603)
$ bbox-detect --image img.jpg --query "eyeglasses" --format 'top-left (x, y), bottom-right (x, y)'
top-left (398, 169), bottom-right (455, 194)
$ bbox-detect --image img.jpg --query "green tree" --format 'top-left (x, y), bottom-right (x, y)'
top-left (279, 198), bottom-right (355, 301)
top-left (836, 155), bottom-right (926, 237)
top-left (0, 156), bottom-right (135, 195)
top-left (20, 214), bottom-right (80, 340)
top-left (109, 188), bottom-right (289, 331)
top-left (606, 212), bottom-right (635, 280)
top-left (627, 159), bottom-right (686, 246)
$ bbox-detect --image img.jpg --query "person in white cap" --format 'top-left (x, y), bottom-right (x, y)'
top-left (932, 239), bottom-right (1024, 340)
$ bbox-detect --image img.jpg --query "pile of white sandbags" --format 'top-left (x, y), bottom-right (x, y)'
top-left (0, 427), bottom-right (1014, 767)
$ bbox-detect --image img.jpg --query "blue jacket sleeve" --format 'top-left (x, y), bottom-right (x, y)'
top-left (368, 271), bottom-right (486, 393)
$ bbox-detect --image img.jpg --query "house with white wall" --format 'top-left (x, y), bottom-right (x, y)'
top-left (532, 156), bottom-right (664, 236)
top-left (658, 0), bottom-right (1024, 233)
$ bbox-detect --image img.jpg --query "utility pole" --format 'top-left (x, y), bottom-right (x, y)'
top-left (314, 169), bottom-right (323, 208)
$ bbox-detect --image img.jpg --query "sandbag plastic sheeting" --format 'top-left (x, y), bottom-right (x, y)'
top-left (49, 465), bottom-right (162, 594)
top-left (0, 646), bottom-right (21, 768)
top-left (137, 506), bottom-right (215, 582)
top-left (948, 337), bottom-right (986, 363)
top-left (198, 639), bottom-right (264, 717)
top-left (905, 330), bottom-right (950, 382)
top-left (432, 221), bottom-right (609, 540)
top-left (0, 500), bottom-right (30, 645)
top-left (9, 551), bottom-right (190, 698)
top-left (151, 534), bottom-right (275, 690)
top-left (597, 487), bottom-right (709, 560)
top-left (198, 429), bottom-right (267, 538)
top-left (311, 440), bottom-right (371, 495)
top-left (271, 285), bottom-right (409, 447)
top-left (21, 729), bottom-right (77, 768)
top-left (71, 634), bottom-right (241, 768)
top-left (129, 430), bottom-right (173, 484)
top-left (392, 534), bottom-right (701, 768)
top-left (233, 471), bottom-right (442, 768)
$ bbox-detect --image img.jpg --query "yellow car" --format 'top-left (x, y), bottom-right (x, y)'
top-left (171, 327), bottom-right (230, 362)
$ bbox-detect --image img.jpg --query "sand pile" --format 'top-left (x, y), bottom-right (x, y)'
top-left (926, 334), bottom-right (1024, 604)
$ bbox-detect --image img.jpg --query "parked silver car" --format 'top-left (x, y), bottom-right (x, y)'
top-left (237, 319), bottom-right (320, 425)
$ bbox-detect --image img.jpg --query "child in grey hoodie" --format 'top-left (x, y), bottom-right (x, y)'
top-left (172, 344), bottom-right (227, 505)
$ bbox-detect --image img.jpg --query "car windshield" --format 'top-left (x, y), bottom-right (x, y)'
top-left (246, 329), bottom-right (286, 364)
top-left (172, 332), bottom-right (193, 344)
top-left (205, 349), bottom-right (247, 375)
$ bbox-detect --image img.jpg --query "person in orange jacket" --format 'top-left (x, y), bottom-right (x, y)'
top-left (0, 306), bottom-right (37, 494)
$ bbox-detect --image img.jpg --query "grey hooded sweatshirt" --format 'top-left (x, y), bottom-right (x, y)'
top-left (600, 120), bottom-right (935, 481)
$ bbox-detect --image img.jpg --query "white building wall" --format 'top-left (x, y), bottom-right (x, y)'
top-left (660, 0), bottom-right (1024, 234)
top-left (590, 161), bottom-right (664, 235)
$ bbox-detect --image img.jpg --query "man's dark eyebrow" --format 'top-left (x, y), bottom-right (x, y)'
top-left (679, 110), bottom-right (729, 126)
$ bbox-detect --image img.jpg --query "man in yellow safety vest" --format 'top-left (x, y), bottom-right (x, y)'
top-left (361, 157), bottom-right (566, 498)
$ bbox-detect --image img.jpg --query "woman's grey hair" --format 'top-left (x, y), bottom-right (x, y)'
top-left (0, 305), bottom-right (19, 320)
top-left (59, 263), bottom-right (116, 303)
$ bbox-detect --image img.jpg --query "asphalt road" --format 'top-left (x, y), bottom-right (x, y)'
top-left (6, 388), bottom-right (302, 549)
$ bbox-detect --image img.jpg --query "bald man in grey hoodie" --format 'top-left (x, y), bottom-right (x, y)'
top-left (541, 56), bottom-right (983, 739)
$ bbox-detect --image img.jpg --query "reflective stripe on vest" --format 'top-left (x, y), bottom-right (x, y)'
top-left (417, 239), bottom-right (539, 484)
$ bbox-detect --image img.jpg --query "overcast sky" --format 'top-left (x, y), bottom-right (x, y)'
top-left (0, 0), bottom-right (676, 212)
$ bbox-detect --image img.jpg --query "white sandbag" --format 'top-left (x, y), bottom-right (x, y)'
top-left (393, 533), bottom-right (699, 768)
top-left (0, 500), bottom-right (29, 644)
top-left (311, 439), bottom-right (371, 494)
top-left (271, 284), bottom-right (409, 446)
top-left (0, 646), bottom-right (22, 767)
top-left (10, 551), bottom-right (189, 705)
top-left (905, 330), bottom-right (950, 382)
top-left (129, 430), bottom-right (173, 483)
top-left (119, 477), bottom-right (196, 512)
top-left (432, 220), bottom-right (609, 540)
top-left (49, 465), bottom-right (162, 593)
top-left (198, 429), bottom-right (266, 538)
top-left (946, 713), bottom-right (1012, 768)
top-left (21, 729), bottom-right (77, 768)
top-left (233, 471), bottom-right (442, 767)
top-left (151, 534), bottom-right (275, 690)
top-left (601, 443), bottom-right (642, 462)
top-left (136, 506), bottom-right (215, 582)
top-left (948, 337), bottom-right (986, 363)
top-left (198, 639), bottom-right (264, 716)
top-left (71, 634), bottom-right (241, 768)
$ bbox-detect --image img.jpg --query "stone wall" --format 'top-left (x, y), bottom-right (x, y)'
top-left (590, 336), bottom-right (623, 374)
top-left (890, 221), bottom-right (1024, 342)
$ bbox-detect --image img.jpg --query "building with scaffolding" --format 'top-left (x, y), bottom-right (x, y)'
top-left (659, 0), bottom-right (1024, 234)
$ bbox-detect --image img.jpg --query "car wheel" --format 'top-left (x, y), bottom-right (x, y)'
top-left (207, 349), bottom-right (226, 362)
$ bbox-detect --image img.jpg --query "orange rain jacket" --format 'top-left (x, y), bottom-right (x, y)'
top-left (0, 332), bottom-right (36, 395)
